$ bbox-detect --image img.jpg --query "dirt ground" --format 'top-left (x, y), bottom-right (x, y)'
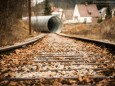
top-left (62, 17), bottom-right (115, 42)
top-left (0, 20), bottom-right (39, 47)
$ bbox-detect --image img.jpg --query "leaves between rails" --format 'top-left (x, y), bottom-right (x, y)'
top-left (0, 33), bottom-right (114, 85)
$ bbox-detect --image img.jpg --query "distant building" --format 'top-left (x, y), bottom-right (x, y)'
top-left (99, 7), bottom-right (107, 20)
top-left (51, 7), bottom-right (65, 20)
top-left (98, 5), bottom-right (115, 20)
top-left (111, 9), bottom-right (115, 17)
top-left (50, 1), bottom-right (100, 24)
top-left (73, 4), bottom-right (99, 23)
top-left (110, 4), bottom-right (115, 17)
top-left (50, 0), bottom-right (75, 23)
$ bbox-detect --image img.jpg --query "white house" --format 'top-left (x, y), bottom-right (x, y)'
top-left (99, 7), bottom-right (107, 20)
top-left (99, 6), bottom-right (115, 19)
top-left (110, 5), bottom-right (115, 18)
top-left (73, 4), bottom-right (99, 23)
top-left (111, 9), bottom-right (115, 17)
top-left (51, 7), bottom-right (65, 20)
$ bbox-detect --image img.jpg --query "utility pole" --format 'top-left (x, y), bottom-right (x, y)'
top-left (28, 0), bottom-right (31, 35)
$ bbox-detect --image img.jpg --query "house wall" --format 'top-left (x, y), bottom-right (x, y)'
top-left (64, 9), bottom-right (74, 20)
top-left (73, 5), bottom-right (92, 23)
top-left (73, 5), bottom-right (80, 19)
top-left (92, 17), bottom-right (99, 24)
top-left (78, 17), bottom-right (92, 23)
top-left (99, 8), bottom-right (107, 20)
top-left (112, 9), bottom-right (115, 17)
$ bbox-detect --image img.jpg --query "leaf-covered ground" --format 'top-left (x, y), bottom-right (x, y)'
top-left (0, 34), bottom-right (115, 86)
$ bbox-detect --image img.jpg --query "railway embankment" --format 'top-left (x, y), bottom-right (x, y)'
top-left (62, 17), bottom-right (115, 43)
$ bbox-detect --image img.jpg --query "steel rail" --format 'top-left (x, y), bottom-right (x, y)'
top-left (34, 55), bottom-right (85, 57)
top-left (9, 68), bottom-right (108, 73)
top-left (40, 68), bottom-right (107, 71)
top-left (56, 33), bottom-right (115, 48)
top-left (0, 76), bottom-right (114, 81)
top-left (4, 59), bottom-right (108, 65)
top-left (0, 34), bottom-right (47, 52)
top-left (10, 58), bottom-right (87, 62)
top-left (33, 60), bottom-right (94, 62)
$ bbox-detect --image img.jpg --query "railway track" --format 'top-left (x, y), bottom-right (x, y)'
top-left (0, 33), bottom-right (47, 53)
top-left (0, 33), bottom-right (115, 86)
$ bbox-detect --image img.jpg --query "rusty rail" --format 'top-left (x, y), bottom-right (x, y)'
top-left (0, 76), bottom-right (114, 81)
top-left (0, 34), bottom-right (47, 52)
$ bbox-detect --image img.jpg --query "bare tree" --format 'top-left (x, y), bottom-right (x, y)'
top-left (44, 0), bottom-right (51, 15)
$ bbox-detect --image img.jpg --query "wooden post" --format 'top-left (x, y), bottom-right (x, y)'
top-left (28, 0), bottom-right (31, 35)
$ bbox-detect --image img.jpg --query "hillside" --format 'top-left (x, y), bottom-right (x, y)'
top-left (62, 17), bottom-right (115, 41)
top-left (0, 20), bottom-right (38, 47)
top-left (31, 0), bottom-right (76, 16)
top-left (0, 1), bottom-right (39, 47)
top-left (88, 17), bottom-right (115, 40)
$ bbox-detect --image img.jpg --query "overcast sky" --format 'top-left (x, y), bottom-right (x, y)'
top-left (32, 0), bottom-right (44, 6)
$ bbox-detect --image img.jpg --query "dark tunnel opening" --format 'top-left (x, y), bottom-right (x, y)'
top-left (48, 16), bottom-right (62, 32)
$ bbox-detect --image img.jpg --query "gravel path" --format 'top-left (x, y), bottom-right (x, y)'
top-left (0, 33), bottom-right (115, 85)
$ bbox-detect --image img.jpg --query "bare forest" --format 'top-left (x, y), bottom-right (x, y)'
top-left (0, 0), bottom-right (38, 46)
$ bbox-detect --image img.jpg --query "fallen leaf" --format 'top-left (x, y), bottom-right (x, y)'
top-left (78, 76), bottom-right (83, 82)
top-left (83, 76), bottom-right (90, 83)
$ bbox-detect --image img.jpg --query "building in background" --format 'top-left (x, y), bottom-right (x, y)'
top-left (99, 7), bottom-right (107, 20)
top-left (51, 7), bottom-right (65, 20)
top-left (110, 4), bottom-right (115, 18)
top-left (73, 4), bottom-right (99, 23)
top-left (32, 0), bottom-right (114, 24)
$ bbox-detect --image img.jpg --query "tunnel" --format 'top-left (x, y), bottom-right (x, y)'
top-left (23, 16), bottom-right (62, 33)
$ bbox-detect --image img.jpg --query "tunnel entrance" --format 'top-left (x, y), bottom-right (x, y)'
top-left (48, 16), bottom-right (62, 32)
top-left (23, 16), bottom-right (62, 33)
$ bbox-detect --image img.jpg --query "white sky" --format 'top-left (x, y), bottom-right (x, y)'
top-left (31, 0), bottom-right (44, 6)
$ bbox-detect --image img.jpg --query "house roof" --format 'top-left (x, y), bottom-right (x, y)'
top-left (99, 7), bottom-right (107, 14)
top-left (76, 4), bottom-right (99, 17)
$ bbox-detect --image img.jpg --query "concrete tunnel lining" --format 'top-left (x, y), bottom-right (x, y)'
top-left (48, 16), bottom-right (61, 32)
top-left (22, 16), bottom-right (62, 33)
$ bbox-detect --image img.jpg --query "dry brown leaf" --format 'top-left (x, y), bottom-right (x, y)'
top-left (37, 66), bottom-right (41, 71)
top-left (9, 67), bottom-right (15, 72)
top-left (53, 80), bottom-right (62, 86)
top-left (39, 78), bottom-right (45, 83)
top-left (39, 83), bottom-right (44, 86)
top-left (59, 77), bottom-right (64, 82)
top-left (78, 76), bottom-right (83, 82)
top-left (15, 60), bottom-right (20, 65)
top-left (1, 61), bottom-right (5, 65)
top-left (9, 72), bottom-right (15, 78)
top-left (83, 76), bottom-right (90, 83)
top-left (1, 68), bottom-right (8, 73)
top-left (58, 57), bottom-right (65, 60)
top-left (9, 81), bottom-right (17, 86)
top-left (96, 83), bottom-right (103, 86)
top-left (68, 79), bottom-right (76, 84)
top-left (15, 49), bottom-right (21, 54)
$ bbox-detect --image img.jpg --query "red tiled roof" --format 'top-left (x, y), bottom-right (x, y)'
top-left (77, 4), bottom-right (99, 17)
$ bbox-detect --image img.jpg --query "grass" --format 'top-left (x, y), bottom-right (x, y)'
top-left (0, 20), bottom-right (39, 47)
top-left (62, 17), bottom-right (115, 42)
